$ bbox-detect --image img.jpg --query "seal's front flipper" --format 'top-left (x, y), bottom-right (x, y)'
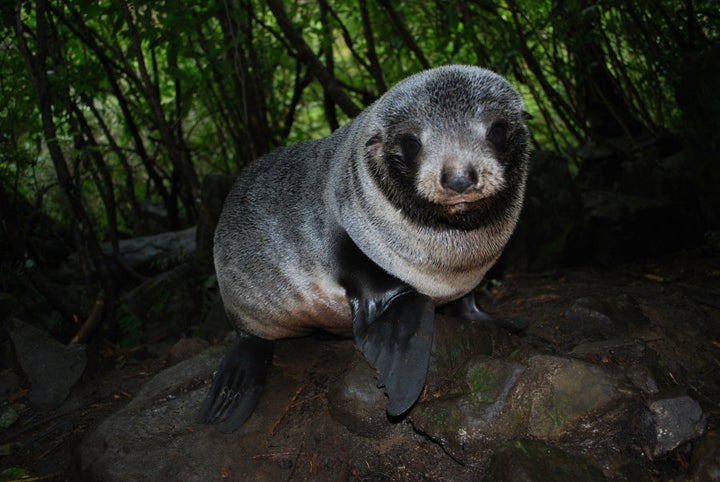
top-left (197, 331), bottom-right (274, 433)
top-left (338, 234), bottom-right (434, 417)
top-left (440, 291), bottom-right (494, 321)
top-left (440, 291), bottom-right (528, 333)
top-left (353, 289), bottom-right (434, 417)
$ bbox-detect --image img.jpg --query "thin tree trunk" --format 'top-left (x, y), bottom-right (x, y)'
top-left (83, 95), bottom-right (143, 229)
top-left (119, 0), bottom-right (200, 223)
top-left (377, 0), bottom-right (431, 69)
top-left (359, 0), bottom-right (386, 95)
top-left (217, 0), bottom-right (274, 160)
top-left (57, 5), bottom-right (180, 228)
top-left (69, 101), bottom-right (120, 254)
top-left (319, 1), bottom-right (339, 131)
top-left (506, 0), bottom-right (584, 142)
top-left (267, 0), bottom-right (361, 118)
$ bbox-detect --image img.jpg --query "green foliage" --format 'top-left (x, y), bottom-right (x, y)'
top-left (0, 467), bottom-right (31, 481)
top-left (117, 303), bottom-right (144, 347)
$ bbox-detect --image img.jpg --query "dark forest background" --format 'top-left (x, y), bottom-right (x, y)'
top-left (1, 1), bottom-right (719, 347)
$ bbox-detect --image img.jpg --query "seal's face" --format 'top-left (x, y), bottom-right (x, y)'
top-left (365, 66), bottom-right (529, 231)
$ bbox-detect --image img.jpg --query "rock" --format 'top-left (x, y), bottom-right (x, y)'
top-left (327, 354), bottom-right (390, 437)
top-left (564, 295), bottom-right (649, 340)
top-left (641, 389), bottom-right (706, 458)
top-left (568, 335), bottom-right (659, 396)
top-left (0, 369), bottom-right (20, 398)
top-left (690, 430), bottom-right (720, 482)
top-left (167, 337), bottom-right (211, 366)
top-left (410, 357), bottom-right (525, 462)
top-left (0, 401), bottom-right (18, 429)
top-left (114, 226), bottom-right (197, 269)
top-left (623, 363), bottom-right (659, 395)
top-left (58, 227), bottom-right (197, 281)
top-left (9, 318), bottom-right (86, 410)
top-left (427, 314), bottom-right (510, 384)
top-left (78, 381), bottom-right (216, 481)
top-left (410, 354), bottom-right (637, 468)
top-left (608, 294), bottom-right (651, 329)
top-left (80, 337), bottom-right (456, 481)
top-left (128, 344), bottom-right (227, 409)
top-left (78, 344), bottom-right (229, 480)
top-left (569, 336), bottom-right (646, 363)
top-left (485, 439), bottom-right (608, 482)
top-left (564, 297), bottom-right (620, 339)
top-left (520, 355), bottom-right (624, 439)
top-left (327, 315), bottom-right (510, 438)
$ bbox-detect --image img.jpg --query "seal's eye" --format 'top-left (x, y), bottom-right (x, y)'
top-left (400, 135), bottom-right (422, 163)
top-left (486, 121), bottom-right (508, 150)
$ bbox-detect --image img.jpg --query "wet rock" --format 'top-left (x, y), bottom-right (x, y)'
top-left (569, 336), bottom-right (646, 363)
top-left (128, 344), bottom-right (226, 409)
top-left (411, 354), bottom-right (636, 467)
top-left (78, 381), bottom-right (218, 481)
top-left (326, 315), bottom-right (512, 439)
top-left (427, 314), bottom-right (510, 384)
top-left (9, 318), bottom-right (86, 410)
top-left (565, 297), bottom-right (621, 339)
top-left (485, 439), bottom-right (608, 482)
top-left (80, 337), bottom-right (461, 481)
top-left (568, 334), bottom-right (660, 396)
top-left (690, 430), bottom-right (720, 482)
top-left (609, 294), bottom-right (651, 329)
top-left (411, 357), bottom-right (525, 461)
top-left (519, 355), bottom-right (624, 440)
top-left (624, 363), bottom-right (659, 395)
top-left (564, 294), bottom-right (649, 340)
top-left (327, 354), bottom-right (390, 437)
top-left (641, 389), bottom-right (706, 458)
top-left (78, 345), bottom-right (230, 481)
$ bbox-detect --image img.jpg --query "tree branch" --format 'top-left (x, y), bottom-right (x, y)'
top-left (377, 0), bottom-right (431, 70)
top-left (266, 0), bottom-right (361, 118)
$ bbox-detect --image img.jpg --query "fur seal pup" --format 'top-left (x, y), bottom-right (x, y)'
top-left (199, 65), bottom-right (530, 433)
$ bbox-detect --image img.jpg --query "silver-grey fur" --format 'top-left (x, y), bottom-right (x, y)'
top-left (214, 65), bottom-right (530, 340)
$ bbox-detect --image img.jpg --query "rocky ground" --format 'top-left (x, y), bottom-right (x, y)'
top-left (2, 247), bottom-right (718, 481)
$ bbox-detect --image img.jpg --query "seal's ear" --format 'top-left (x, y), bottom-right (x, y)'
top-left (366, 133), bottom-right (382, 147)
top-left (365, 133), bottom-right (384, 161)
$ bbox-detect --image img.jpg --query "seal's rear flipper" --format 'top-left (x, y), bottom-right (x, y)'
top-left (353, 290), bottom-right (434, 417)
top-left (440, 291), bottom-right (529, 333)
top-left (197, 331), bottom-right (274, 433)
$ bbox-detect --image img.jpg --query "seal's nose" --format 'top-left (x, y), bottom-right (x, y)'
top-left (441, 166), bottom-right (478, 193)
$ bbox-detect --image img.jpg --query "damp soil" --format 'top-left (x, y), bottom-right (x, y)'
top-left (2, 249), bottom-right (719, 480)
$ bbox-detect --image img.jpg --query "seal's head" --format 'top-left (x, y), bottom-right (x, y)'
top-left (364, 65), bottom-right (530, 231)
